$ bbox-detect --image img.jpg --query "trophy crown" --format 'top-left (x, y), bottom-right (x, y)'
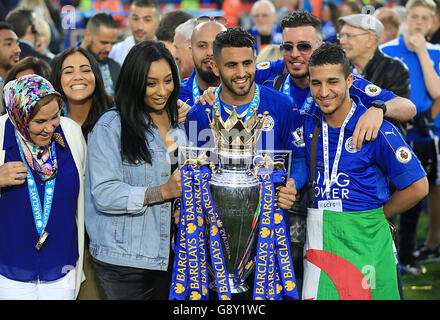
top-left (206, 105), bottom-right (266, 153)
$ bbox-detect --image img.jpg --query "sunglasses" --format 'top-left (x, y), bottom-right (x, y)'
top-left (280, 42), bottom-right (313, 53)
top-left (197, 15), bottom-right (228, 25)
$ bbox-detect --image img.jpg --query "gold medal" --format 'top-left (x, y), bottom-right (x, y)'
top-left (35, 231), bottom-right (49, 251)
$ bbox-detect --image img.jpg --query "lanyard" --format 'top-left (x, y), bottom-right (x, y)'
top-left (213, 84), bottom-right (261, 122)
top-left (15, 131), bottom-right (56, 237)
top-left (282, 75), bottom-right (314, 113)
top-left (322, 102), bottom-right (356, 200)
top-left (192, 74), bottom-right (201, 104)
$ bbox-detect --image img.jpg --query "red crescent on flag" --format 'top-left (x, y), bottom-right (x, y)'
top-left (305, 249), bottom-right (373, 300)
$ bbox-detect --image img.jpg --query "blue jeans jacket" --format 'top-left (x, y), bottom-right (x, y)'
top-left (85, 110), bottom-right (187, 270)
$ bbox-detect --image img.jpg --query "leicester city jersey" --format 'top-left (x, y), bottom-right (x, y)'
top-left (185, 84), bottom-right (304, 159)
top-left (302, 95), bottom-right (426, 212)
top-left (179, 60), bottom-right (285, 108)
top-left (381, 35), bottom-right (440, 141)
top-left (258, 62), bottom-right (397, 113)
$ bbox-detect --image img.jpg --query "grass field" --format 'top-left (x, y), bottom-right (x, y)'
top-left (400, 211), bottom-right (440, 300)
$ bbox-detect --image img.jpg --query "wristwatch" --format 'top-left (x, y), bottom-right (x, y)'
top-left (371, 100), bottom-right (387, 116)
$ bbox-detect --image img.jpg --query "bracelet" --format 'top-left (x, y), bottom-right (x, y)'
top-left (145, 185), bottom-right (164, 204)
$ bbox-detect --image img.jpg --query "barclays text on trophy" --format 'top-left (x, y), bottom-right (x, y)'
top-left (169, 106), bottom-right (299, 300)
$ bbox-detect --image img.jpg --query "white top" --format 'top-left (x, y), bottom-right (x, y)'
top-left (108, 35), bottom-right (136, 67)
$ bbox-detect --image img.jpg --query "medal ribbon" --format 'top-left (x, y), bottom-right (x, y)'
top-left (192, 75), bottom-right (201, 104)
top-left (200, 165), bottom-right (232, 300)
top-left (282, 75), bottom-right (313, 112)
top-left (15, 130), bottom-right (56, 238)
top-left (322, 102), bottom-right (356, 200)
top-left (213, 84), bottom-right (261, 122)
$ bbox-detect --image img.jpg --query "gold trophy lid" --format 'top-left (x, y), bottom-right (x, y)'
top-left (205, 107), bottom-right (267, 153)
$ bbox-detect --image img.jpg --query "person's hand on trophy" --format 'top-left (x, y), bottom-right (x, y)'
top-left (277, 178), bottom-right (297, 209)
top-left (161, 168), bottom-right (182, 200)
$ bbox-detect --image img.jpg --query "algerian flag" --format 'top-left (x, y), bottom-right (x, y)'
top-left (302, 207), bottom-right (400, 300)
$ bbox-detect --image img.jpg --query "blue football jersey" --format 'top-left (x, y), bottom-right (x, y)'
top-left (185, 84), bottom-right (304, 159)
top-left (302, 96), bottom-right (426, 212)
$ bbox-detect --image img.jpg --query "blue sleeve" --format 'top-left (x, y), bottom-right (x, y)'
top-left (350, 75), bottom-right (397, 108)
top-left (255, 59), bottom-right (285, 85)
top-left (185, 104), bottom-right (213, 148)
top-left (290, 156), bottom-right (307, 190)
top-left (375, 122), bottom-right (427, 190)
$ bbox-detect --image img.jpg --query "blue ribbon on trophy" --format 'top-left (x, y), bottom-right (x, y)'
top-left (170, 104), bottom-right (299, 300)
top-left (200, 165), bottom-right (232, 300)
top-left (273, 169), bottom-right (300, 300)
top-left (169, 165), bottom-right (190, 300)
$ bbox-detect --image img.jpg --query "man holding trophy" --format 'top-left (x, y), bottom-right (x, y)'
top-left (170, 27), bottom-right (306, 300)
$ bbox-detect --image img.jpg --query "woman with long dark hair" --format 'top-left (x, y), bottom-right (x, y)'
top-left (50, 47), bottom-right (112, 139)
top-left (85, 40), bottom-right (185, 300)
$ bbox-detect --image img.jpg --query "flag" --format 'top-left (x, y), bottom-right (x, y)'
top-left (302, 207), bottom-right (400, 300)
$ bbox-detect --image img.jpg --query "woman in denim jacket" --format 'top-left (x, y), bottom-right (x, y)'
top-left (85, 40), bottom-right (186, 300)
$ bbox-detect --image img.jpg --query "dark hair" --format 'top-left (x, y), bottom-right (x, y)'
top-left (280, 11), bottom-right (323, 39)
top-left (0, 21), bottom-right (14, 32)
top-left (5, 8), bottom-right (37, 38)
top-left (5, 56), bottom-right (52, 84)
top-left (50, 47), bottom-right (112, 139)
top-left (308, 42), bottom-right (351, 78)
top-left (155, 10), bottom-right (193, 42)
top-left (132, 0), bottom-right (160, 11)
top-left (86, 12), bottom-right (118, 34)
top-left (213, 27), bottom-right (256, 59)
top-left (115, 40), bottom-right (180, 165)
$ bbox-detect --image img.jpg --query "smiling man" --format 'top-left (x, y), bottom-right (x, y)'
top-left (0, 21), bottom-right (21, 115)
top-left (109, 0), bottom-right (160, 67)
top-left (301, 42), bottom-right (428, 300)
top-left (80, 13), bottom-right (120, 97)
top-left (185, 27), bottom-right (303, 209)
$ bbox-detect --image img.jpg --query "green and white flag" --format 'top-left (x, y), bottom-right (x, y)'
top-left (302, 207), bottom-right (400, 300)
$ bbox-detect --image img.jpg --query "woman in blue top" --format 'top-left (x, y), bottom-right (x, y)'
top-left (0, 74), bottom-right (86, 299)
top-left (85, 40), bottom-right (186, 300)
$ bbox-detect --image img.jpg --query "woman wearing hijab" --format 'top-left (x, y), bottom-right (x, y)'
top-left (0, 74), bottom-right (86, 300)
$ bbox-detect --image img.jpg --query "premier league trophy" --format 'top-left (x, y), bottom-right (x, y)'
top-left (169, 106), bottom-right (299, 300)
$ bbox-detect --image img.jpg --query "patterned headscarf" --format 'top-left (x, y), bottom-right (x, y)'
top-left (3, 74), bottom-right (64, 181)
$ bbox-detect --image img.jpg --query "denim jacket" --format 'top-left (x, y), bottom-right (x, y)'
top-left (85, 109), bottom-right (187, 270)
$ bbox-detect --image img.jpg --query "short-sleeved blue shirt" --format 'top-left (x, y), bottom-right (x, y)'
top-left (178, 60), bottom-right (286, 108)
top-left (302, 96), bottom-right (426, 212)
top-left (185, 84), bottom-right (303, 158)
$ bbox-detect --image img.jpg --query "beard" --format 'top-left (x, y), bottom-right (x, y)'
top-left (86, 43), bottom-right (105, 63)
top-left (195, 64), bottom-right (219, 85)
top-left (290, 70), bottom-right (309, 79)
top-left (220, 73), bottom-right (254, 97)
